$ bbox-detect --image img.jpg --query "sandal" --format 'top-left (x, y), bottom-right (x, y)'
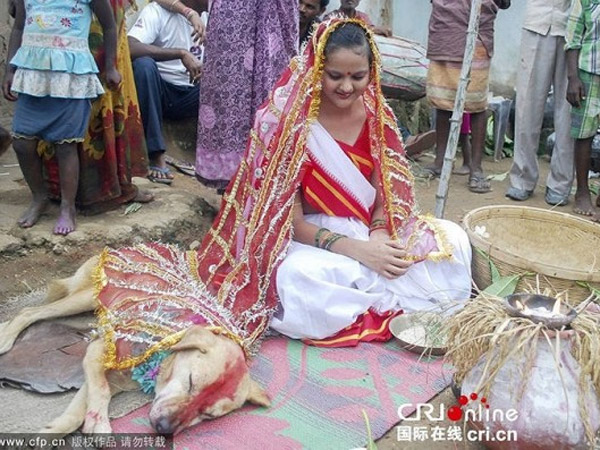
top-left (164, 155), bottom-right (196, 177)
top-left (468, 173), bottom-right (491, 194)
top-left (147, 166), bottom-right (173, 185)
top-left (422, 165), bottom-right (441, 179)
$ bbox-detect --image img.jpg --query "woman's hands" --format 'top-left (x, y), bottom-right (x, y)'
top-left (347, 238), bottom-right (414, 280)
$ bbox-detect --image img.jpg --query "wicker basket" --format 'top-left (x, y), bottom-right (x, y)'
top-left (463, 205), bottom-right (600, 304)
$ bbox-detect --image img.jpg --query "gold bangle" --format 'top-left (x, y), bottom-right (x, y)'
top-left (169, 0), bottom-right (179, 12)
top-left (323, 233), bottom-right (346, 251)
top-left (369, 225), bottom-right (387, 235)
top-left (370, 218), bottom-right (386, 229)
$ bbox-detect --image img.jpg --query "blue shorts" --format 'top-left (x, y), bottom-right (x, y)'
top-left (12, 94), bottom-right (91, 144)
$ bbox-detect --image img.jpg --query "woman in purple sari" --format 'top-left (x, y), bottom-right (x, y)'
top-left (195, 0), bottom-right (298, 189)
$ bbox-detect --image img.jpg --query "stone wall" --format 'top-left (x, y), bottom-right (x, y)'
top-left (1, 1), bottom-right (13, 129)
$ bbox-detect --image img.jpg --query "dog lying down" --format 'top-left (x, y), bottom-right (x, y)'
top-left (0, 246), bottom-right (272, 436)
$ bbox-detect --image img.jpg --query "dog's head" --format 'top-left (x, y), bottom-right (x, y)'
top-left (149, 326), bottom-right (270, 434)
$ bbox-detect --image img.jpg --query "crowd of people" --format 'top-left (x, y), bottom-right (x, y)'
top-left (1, 0), bottom-right (600, 340)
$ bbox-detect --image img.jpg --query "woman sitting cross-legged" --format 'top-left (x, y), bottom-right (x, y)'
top-left (187, 18), bottom-right (472, 350)
top-left (267, 20), bottom-right (473, 345)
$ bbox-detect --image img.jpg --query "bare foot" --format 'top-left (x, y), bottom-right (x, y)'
top-left (53, 206), bottom-right (76, 235)
top-left (17, 198), bottom-right (48, 228)
top-left (452, 164), bottom-right (470, 176)
top-left (573, 193), bottom-right (595, 217)
top-left (132, 189), bottom-right (154, 203)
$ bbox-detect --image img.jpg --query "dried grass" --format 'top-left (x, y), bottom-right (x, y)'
top-left (444, 291), bottom-right (600, 445)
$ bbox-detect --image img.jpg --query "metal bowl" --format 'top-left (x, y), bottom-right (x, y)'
top-left (389, 312), bottom-right (447, 356)
top-left (504, 293), bottom-right (576, 329)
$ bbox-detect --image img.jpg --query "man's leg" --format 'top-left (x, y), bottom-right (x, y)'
top-left (454, 132), bottom-right (472, 175)
top-left (132, 56), bottom-right (172, 181)
top-left (574, 137), bottom-right (594, 216)
top-left (425, 109), bottom-right (451, 175)
top-left (13, 138), bottom-right (48, 228)
top-left (547, 37), bottom-right (575, 202)
top-left (163, 83), bottom-right (200, 120)
top-left (468, 110), bottom-right (491, 193)
top-left (53, 142), bottom-right (79, 235)
top-left (571, 70), bottom-right (600, 217)
top-left (508, 30), bottom-right (553, 198)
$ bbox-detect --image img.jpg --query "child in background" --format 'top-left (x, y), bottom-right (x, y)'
top-left (2, 0), bottom-right (120, 235)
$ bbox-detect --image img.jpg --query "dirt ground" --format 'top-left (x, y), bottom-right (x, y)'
top-left (0, 141), bottom-right (582, 449)
top-left (0, 149), bottom-right (562, 299)
top-left (0, 172), bottom-right (215, 300)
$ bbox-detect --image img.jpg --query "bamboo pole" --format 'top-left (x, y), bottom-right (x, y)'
top-left (434, 0), bottom-right (483, 218)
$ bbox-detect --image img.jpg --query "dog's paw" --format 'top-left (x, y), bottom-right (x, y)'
top-left (40, 416), bottom-right (79, 435)
top-left (82, 412), bottom-right (112, 434)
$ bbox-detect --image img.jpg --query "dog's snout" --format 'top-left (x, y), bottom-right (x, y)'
top-left (153, 417), bottom-right (175, 435)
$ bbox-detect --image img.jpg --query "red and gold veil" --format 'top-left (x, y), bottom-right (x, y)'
top-left (94, 17), bottom-right (450, 370)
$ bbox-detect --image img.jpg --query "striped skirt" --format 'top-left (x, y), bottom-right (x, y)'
top-left (426, 42), bottom-right (491, 113)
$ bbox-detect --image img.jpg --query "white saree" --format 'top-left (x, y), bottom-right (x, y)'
top-left (270, 124), bottom-right (472, 340)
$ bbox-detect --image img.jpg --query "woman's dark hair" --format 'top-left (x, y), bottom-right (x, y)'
top-left (324, 23), bottom-right (373, 66)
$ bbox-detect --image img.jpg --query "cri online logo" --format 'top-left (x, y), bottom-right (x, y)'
top-left (398, 392), bottom-right (518, 423)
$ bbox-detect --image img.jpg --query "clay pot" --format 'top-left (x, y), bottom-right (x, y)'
top-left (461, 336), bottom-right (600, 450)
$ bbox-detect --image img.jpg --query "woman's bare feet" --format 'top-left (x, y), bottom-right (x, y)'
top-left (53, 205), bottom-right (76, 235)
top-left (17, 197), bottom-right (48, 228)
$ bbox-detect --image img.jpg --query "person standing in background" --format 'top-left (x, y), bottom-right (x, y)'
top-left (506, 0), bottom-right (574, 206)
top-left (300, 0), bottom-right (329, 46)
top-left (37, 0), bottom-right (154, 215)
top-left (195, 0), bottom-right (298, 191)
top-left (565, 0), bottom-right (600, 221)
top-left (425, 0), bottom-right (511, 193)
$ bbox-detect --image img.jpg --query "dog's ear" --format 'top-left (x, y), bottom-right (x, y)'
top-left (170, 326), bottom-right (211, 354)
top-left (246, 378), bottom-right (270, 407)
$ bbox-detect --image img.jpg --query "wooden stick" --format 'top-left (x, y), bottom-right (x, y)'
top-left (434, 0), bottom-right (483, 218)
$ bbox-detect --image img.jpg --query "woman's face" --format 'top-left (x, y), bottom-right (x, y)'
top-left (320, 47), bottom-right (370, 111)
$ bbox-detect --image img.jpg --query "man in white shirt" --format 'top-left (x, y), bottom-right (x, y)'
top-left (128, 0), bottom-right (207, 184)
top-left (506, 0), bottom-right (574, 205)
